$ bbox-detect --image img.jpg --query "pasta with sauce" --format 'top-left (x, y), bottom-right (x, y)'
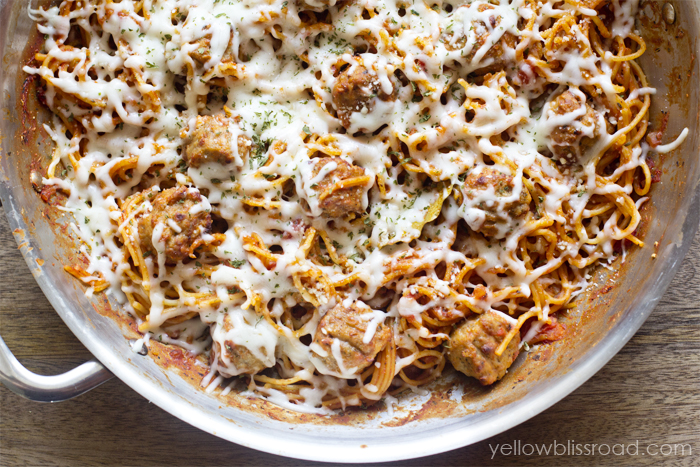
top-left (24, 0), bottom-right (687, 413)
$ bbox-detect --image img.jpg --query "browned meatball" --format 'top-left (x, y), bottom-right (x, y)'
top-left (212, 314), bottom-right (269, 377)
top-left (312, 302), bottom-right (391, 376)
top-left (137, 186), bottom-right (212, 264)
top-left (183, 115), bottom-right (252, 168)
top-left (548, 90), bottom-right (598, 165)
top-left (441, 4), bottom-right (517, 71)
top-left (462, 167), bottom-right (531, 238)
top-left (312, 157), bottom-right (367, 218)
top-left (332, 64), bottom-right (396, 130)
top-left (447, 311), bottom-right (520, 385)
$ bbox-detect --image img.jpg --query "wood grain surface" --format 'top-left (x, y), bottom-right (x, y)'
top-left (0, 204), bottom-right (698, 467)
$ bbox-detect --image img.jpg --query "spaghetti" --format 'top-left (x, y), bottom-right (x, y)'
top-left (24, 0), bottom-right (687, 413)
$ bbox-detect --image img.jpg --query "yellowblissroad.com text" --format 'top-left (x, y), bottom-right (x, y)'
top-left (489, 440), bottom-right (692, 459)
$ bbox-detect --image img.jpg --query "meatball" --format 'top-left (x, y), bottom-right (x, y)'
top-left (312, 302), bottom-right (391, 377)
top-left (447, 311), bottom-right (520, 385)
top-left (441, 4), bottom-right (517, 72)
top-left (213, 340), bottom-right (266, 376)
top-left (183, 115), bottom-right (252, 168)
top-left (311, 157), bottom-right (367, 218)
top-left (212, 313), bottom-right (269, 377)
top-left (461, 167), bottom-right (531, 238)
top-left (547, 90), bottom-right (598, 165)
top-left (137, 186), bottom-right (212, 264)
top-left (332, 64), bottom-right (396, 131)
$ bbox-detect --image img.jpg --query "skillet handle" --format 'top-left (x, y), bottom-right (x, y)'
top-left (0, 334), bottom-right (113, 402)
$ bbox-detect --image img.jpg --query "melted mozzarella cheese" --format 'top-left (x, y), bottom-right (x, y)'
top-left (25, 0), bottom-right (686, 412)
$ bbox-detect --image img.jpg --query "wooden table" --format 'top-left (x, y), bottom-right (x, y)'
top-left (0, 205), bottom-right (698, 467)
